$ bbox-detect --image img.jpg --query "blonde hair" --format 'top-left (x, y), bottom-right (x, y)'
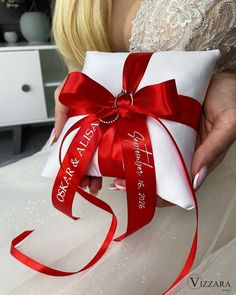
top-left (52, 0), bottom-right (113, 68)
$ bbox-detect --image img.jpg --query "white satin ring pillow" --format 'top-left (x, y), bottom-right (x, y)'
top-left (42, 50), bottom-right (221, 210)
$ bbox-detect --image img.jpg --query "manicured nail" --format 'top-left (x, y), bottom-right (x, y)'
top-left (114, 184), bottom-right (126, 191)
top-left (49, 128), bottom-right (56, 146)
top-left (108, 185), bottom-right (119, 191)
top-left (193, 166), bottom-right (208, 190)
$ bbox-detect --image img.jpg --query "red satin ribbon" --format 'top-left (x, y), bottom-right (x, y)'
top-left (11, 52), bottom-right (200, 294)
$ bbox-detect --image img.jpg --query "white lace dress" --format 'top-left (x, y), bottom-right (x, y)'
top-left (0, 1), bottom-right (236, 294)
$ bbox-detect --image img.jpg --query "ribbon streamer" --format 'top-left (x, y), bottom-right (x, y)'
top-left (11, 52), bottom-right (200, 294)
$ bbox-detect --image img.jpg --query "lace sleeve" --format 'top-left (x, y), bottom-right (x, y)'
top-left (187, 0), bottom-right (236, 73)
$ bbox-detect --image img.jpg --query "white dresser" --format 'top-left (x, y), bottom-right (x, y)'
top-left (0, 43), bottom-right (67, 153)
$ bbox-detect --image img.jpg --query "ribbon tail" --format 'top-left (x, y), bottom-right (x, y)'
top-left (114, 114), bottom-right (157, 241)
top-left (10, 197), bottom-right (118, 276)
top-left (10, 116), bottom-right (118, 276)
top-left (98, 124), bottom-right (124, 178)
top-left (155, 119), bottom-right (198, 295)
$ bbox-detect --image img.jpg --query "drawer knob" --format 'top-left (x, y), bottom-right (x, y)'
top-left (21, 84), bottom-right (31, 92)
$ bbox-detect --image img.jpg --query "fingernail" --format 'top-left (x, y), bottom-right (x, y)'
top-left (49, 128), bottom-right (56, 146)
top-left (193, 166), bottom-right (208, 190)
top-left (114, 184), bottom-right (126, 191)
top-left (108, 185), bottom-right (119, 191)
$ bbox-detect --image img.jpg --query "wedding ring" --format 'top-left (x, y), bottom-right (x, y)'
top-left (98, 89), bottom-right (133, 124)
top-left (113, 89), bottom-right (134, 109)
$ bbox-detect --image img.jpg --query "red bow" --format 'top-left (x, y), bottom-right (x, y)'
top-left (11, 52), bottom-right (199, 294)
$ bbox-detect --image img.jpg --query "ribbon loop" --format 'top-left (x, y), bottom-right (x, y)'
top-left (59, 72), bottom-right (115, 116)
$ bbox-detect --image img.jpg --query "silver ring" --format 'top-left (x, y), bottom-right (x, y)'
top-left (113, 89), bottom-right (134, 109)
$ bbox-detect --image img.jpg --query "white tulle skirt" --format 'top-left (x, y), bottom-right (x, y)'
top-left (0, 141), bottom-right (236, 295)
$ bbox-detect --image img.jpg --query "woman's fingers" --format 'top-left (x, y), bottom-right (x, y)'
top-left (80, 176), bottom-right (90, 189)
top-left (88, 177), bottom-right (103, 196)
top-left (192, 109), bottom-right (236, 189)
top-left (79, 176), bottom-right (103, 196)
top-left (54, 103), bottom-right (69, 143)
top-left (192, 72), bottom-right (236, 189)
top-left (52, 79), bottom-right (69, 144)
top-left (113, 179), bottom-right (126, 191)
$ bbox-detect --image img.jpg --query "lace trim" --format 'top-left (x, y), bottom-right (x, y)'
top-left (129, 0), bottom-right (236, 72)
top-left (129, 0), bottom-right (152, 52)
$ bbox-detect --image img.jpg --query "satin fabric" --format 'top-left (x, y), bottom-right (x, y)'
top-left (42, 50), bottom-right (220, 211)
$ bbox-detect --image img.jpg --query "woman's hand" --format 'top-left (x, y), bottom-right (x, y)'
top-left (52, 79), bottom-right (103, 196)
top-left (109, 72), bottom-right (236, 206)
top-left (192, 72), bottom-right (236, 188)
top-left (53, 78), bottom-right (68, 143)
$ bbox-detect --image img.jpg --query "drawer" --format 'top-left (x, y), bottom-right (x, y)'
top-left (0, 50), bottom-right (47, 125)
